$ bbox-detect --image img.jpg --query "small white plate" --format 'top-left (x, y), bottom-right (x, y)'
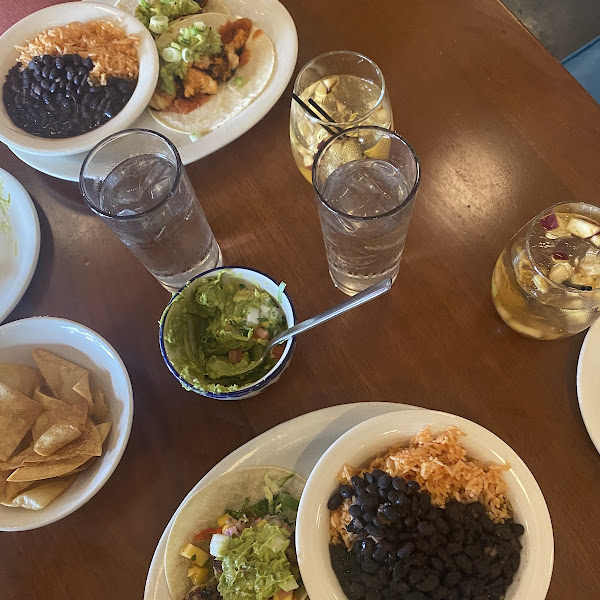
top-left (0, 317), bottom-right (133, 531)
top-left (9, 0), bottom-right (298, 180)
top-left (296, 409), bottom-right (554, 600)
top-left (144, 402), bottom-right (417, 600)
top-left (577, 319), bottom-right (600, 453)
top-left (0, 168), bottom-right (40, 324)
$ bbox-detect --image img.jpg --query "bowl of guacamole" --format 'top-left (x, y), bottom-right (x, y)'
top-left (159, 267), bottom-right (296, 399)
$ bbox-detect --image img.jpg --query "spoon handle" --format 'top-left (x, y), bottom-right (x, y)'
top-left (269, 278), bottom-right (392, 349)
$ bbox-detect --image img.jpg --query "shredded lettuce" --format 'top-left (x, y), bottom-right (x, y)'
top-left (277, 281), bottom-right (286, 304)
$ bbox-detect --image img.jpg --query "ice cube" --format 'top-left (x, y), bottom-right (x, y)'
top-left (533, 274), bottom-right (550, 293)
top-left (566, 216), bottom-right (600, 238)
top-left (549, 263), bottom-right (573, 284)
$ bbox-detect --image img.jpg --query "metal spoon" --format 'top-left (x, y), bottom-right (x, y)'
top-left (236, 277), bottom-right (392, 375)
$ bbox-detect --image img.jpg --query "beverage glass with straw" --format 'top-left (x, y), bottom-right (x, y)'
top-left (290, 51), bottom-right (393, 182)
top-left (492, 202), bottom-right (600, 339)
top-left (80, 129), bottom-right (222, 292)
top-left (312, 126), bottom-right (420, 296)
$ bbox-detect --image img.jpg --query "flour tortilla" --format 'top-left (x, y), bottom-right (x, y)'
top-left (150, 13), bottom-right (275, 134)
top-left (115, 0), bottom-right (231, 17)
top-left (165, 466), bottom-right (306, 600)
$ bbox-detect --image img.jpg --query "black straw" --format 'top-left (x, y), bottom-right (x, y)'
top-left (292, 93), bottom-right (341, 136)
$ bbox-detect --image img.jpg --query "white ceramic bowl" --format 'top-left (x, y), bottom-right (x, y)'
top-left (296, 409), bottom-right (554, 600)
top-left (159, 267), bottom-right (296, 400)
top-left (0, 2), bottom-right (158, 156)
top-left (0, 317), bottom-right (133, 531)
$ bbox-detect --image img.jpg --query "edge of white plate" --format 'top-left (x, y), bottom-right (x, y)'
top-left (576, 319), bottom-right (600, 454)
top-left (0, 168), bottom-right (40, 324)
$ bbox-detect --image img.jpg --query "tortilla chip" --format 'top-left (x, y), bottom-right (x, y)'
top-left (9, 476), bottom-right (76, 509)
top-left (0, 444), bottom-right (37, 470)
top-left (96, 422), bottom-right (112, 445)
top-left (3, 480), bottom-right (33, 502)
top-left (72, 373), bottom-right (93, 411)
top-left (31, 398), bottom-right (88, 442)
top-left (90, 383), bottom-right (110, 423)
top-left (34, 423), bottom-right (82, 457)
top-left (33, 387), bottom-right (67, 411)
top-left (0, 364), bottom-right (44, 397)
top-left (0, 382), bottom-right (42, 462)
top-left (7, 455), bottom-right (90, 482)
top-left (32, 349), bottom-right (89, 405)
top-left (63, 456), bottom-right (96, 476)
top-left (25, 419), bottom-right (102, 465)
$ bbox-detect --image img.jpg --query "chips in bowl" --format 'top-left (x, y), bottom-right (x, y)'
top-left (0, 349), bottom-right (112, 510)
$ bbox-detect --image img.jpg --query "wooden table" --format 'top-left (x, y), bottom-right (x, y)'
top-left (2, 0), bottom-right (600, 598)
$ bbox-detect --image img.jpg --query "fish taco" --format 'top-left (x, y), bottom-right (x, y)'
top-left (148, 13), bottom-right (275, 134)
top-left (165, 466), bottom-right (307, 600)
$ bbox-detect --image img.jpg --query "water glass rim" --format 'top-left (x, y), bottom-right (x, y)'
top-left (293, 50), bottom-right (387, 128)
top-left (312, 126), bottom-right (420, 222)
top-left (79, 128), bottom-right (183, 221)
top-left (525, 200), bottom-right (600, 294)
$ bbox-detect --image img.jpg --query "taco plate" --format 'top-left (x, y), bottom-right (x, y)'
top-left (148, 12), bottom-right (275, 135)
top-left (165, 465), bottom-right (306, 600)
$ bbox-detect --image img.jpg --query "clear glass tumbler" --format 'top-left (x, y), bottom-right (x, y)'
top-left (290, 51), bottom-right (393, 183)
top-left (492, 201), bottom-right (600, 339)
top-left (80, 129), bottom-right (222, 292)
top-left (313, 126), bottom-right (420, 296)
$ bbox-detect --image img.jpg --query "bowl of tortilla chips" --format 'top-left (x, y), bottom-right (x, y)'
top-left (0, 316), bottom-right (133, 531)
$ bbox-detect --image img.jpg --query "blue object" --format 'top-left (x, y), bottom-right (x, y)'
top-left (562, 35), bottom-right (600, 104)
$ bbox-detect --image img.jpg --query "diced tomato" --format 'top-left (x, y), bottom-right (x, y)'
top-left (253, 327), bottom-right (270, 340)
top-left (270, 345), bottom-right (285, 360)
top-left (193, 527), bottom-right (222, 541)
top-left (228, 349), bottom-right (243, 363)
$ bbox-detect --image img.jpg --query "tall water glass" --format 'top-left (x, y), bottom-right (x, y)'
top-left (313, 126), bottom-right (420, 296)
top-left (290, 51), bottom-right (393, 182)
top-left (80, 129), bottom-right (222, 292)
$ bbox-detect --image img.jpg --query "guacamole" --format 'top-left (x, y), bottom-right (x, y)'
top-left (163, 273), bottom-right (287, 392)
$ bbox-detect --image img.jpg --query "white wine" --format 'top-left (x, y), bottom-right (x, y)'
top-left (290, 74), bottom-right (393, 182)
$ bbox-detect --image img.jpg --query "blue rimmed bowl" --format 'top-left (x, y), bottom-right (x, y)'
top-left (159, 267), bottom-right (296, 400)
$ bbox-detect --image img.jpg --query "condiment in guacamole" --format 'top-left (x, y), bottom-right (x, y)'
top-left (163, 273), bottom-right (288, 392)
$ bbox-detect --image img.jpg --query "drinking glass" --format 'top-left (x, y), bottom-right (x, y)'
top-left (492, 202), bottom-right (600, 339)
top-left (313, 126), bottom-right (420, 296)
top-left (80, 129), bottom-right (222, 292)
top-left (290, 51), bottom-right (393, 183)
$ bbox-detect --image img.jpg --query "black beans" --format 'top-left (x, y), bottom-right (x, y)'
top-left (328, 493), bottom-right (344, 510)
top-left (3, 54), bottom-right (136, 138)
top-left (328, 471), bottom-right (524, 600)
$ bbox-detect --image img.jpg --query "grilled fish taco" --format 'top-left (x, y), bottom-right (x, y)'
top-left (148, 13), bottom-right (275, 134)
top-left (166, 466), bottom-right (307, 600)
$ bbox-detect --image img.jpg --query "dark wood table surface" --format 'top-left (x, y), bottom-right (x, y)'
top-left (2, 0), bottom-right (600, 598)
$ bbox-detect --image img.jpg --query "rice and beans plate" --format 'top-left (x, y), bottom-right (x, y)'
top-left (2, 19), bottom-right (140, 139)
top-left (327, 427), bottom-right (524, 600)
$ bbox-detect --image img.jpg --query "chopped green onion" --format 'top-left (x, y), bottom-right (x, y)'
top-left (188, 131), bottom-right (202, 142)
top-left (234, 76), bottom-right (244, 87)
top-left (191, 555), bottom-right (196, 561)
top-left (181, 47), bottom-right (192, 63)
top-left (277, 282), bottom-right (286, 304)
top-left (148, 15), bottom-right (168, 34)
top-left (162, 47), bottom-right (182, 62)
top-left (170, 42), bottom-right (182, 50)
top-left (139, 0), bottom-right (149, 8)
top-left (194, 21), bottom-right (206, 31)
top-left (258, 317), bottom-right (268, 323)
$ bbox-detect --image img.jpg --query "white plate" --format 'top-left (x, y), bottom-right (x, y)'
top-left (144, 402), bottom-right (417, 600)
top-left (577, 318), bottom-right (600, 453)
top-left (9, 0), bottom-right (297, 180)
top-left (297, 409), bottom-right (554, 600)
top-left (0, 317), bottom-right (133, 531)
top-left (0, 168), bottom-right (40, 324)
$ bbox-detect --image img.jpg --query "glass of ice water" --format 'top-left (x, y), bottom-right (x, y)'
top-left (80, 129), bottom-right (222, 292)
top-left (312, 126), bottom-right (420, 296)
